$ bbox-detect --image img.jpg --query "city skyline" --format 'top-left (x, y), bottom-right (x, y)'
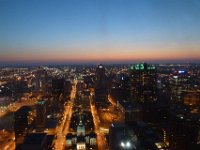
top-left (1, 0), bottom-right (200, 65)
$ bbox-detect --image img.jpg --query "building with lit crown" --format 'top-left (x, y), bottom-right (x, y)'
top-left (129, 63), bottom-right (157, 103)
top-left (94, 64), bottom-right (109, 107)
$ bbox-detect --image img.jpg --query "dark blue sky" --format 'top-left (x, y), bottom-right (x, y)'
top-left (0, 0), bottom-right (200, 64)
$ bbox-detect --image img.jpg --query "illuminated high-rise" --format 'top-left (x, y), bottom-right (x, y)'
top-left (33, 69), bottom-right (47, 95)
top-left (129, 63), bottom-right (157, 103)
top-left (170, 70), bottom-right (190, 103)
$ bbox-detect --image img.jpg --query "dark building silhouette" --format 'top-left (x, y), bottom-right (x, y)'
top-left (110, 73), bottom-right (131, 101)
top-left (52, 78), bottom-right (65, 96)
top-left (52, 78), bottom-right (66, 104)
top-left (94, 64), bottom-right (108, 107)
top-left (169, 108), bottom-right (200, 150)
top-left (34, 70), bottom-right (47, 95)
top-left (120, 74), bottom-right (131, 100)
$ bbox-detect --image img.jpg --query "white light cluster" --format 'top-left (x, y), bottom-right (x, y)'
top-left (120, 141), bottom-right (131, 148)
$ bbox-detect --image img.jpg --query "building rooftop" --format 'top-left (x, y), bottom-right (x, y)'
top-left (23, 133), bottom-right (46, 145)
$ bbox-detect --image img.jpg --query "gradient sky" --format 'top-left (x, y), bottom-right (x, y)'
top-left (0, 0), bottom-right (200, 64)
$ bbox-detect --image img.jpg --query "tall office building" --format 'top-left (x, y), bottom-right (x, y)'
top-left (95, 64), bottom-right (107, 88)
top-left (52, 77), bottom-right (66, 104)
top-left (129, 63), bottom-right (157, 103)
top-left (94, 64), bottom-right (108, 107)
top-left (33, 69), bottom-right (47, 95)
top-left (170, 70), bottom-right (190, 103)
top-left (36, 99), bottom-right (46, 129)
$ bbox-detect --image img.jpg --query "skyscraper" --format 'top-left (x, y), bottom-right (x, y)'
top-left (170, 70), bottom-right (190, 103)
top-left (129, 63), bottom-right (157, 103)
top-left (34, 69), bottom-right (47, 95)
top-left (94, 64), bottom-right (108, 107)
top-left (52, 77), bottom-right (66, 104)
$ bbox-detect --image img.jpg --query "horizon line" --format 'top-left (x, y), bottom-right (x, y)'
top-left (0, 59), bottom-right (200, 67)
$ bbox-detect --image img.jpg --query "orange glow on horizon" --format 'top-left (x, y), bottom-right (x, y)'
top-left (1, 47), bottom-right (200, 63)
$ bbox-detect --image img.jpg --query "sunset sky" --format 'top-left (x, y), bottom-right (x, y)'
top-left (0, 0), bottom-right (200, 65)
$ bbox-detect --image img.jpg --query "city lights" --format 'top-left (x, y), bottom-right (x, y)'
top-left (0, 0), bottom-right (200, 150)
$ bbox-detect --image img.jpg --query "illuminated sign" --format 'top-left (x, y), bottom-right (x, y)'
top-left (130, 64), bottom-right (155, 70)
top-left (178, 70), bottom-right (185, 74)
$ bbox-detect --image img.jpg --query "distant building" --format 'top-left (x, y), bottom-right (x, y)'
top-left (129, 63), bottom-right (157, 103)
top-left (96, 64), bottom-right (107, 86)
top-left (33, 70), bottom-right (47, 95)
top-left (94, 64), bottom-right (109, 107)
top-left (52, 78), bottom-right (65, 96)
top-left (170, 70), bottom-right (190, 103)
top-left (52, 78), bottom-right (66, 104)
